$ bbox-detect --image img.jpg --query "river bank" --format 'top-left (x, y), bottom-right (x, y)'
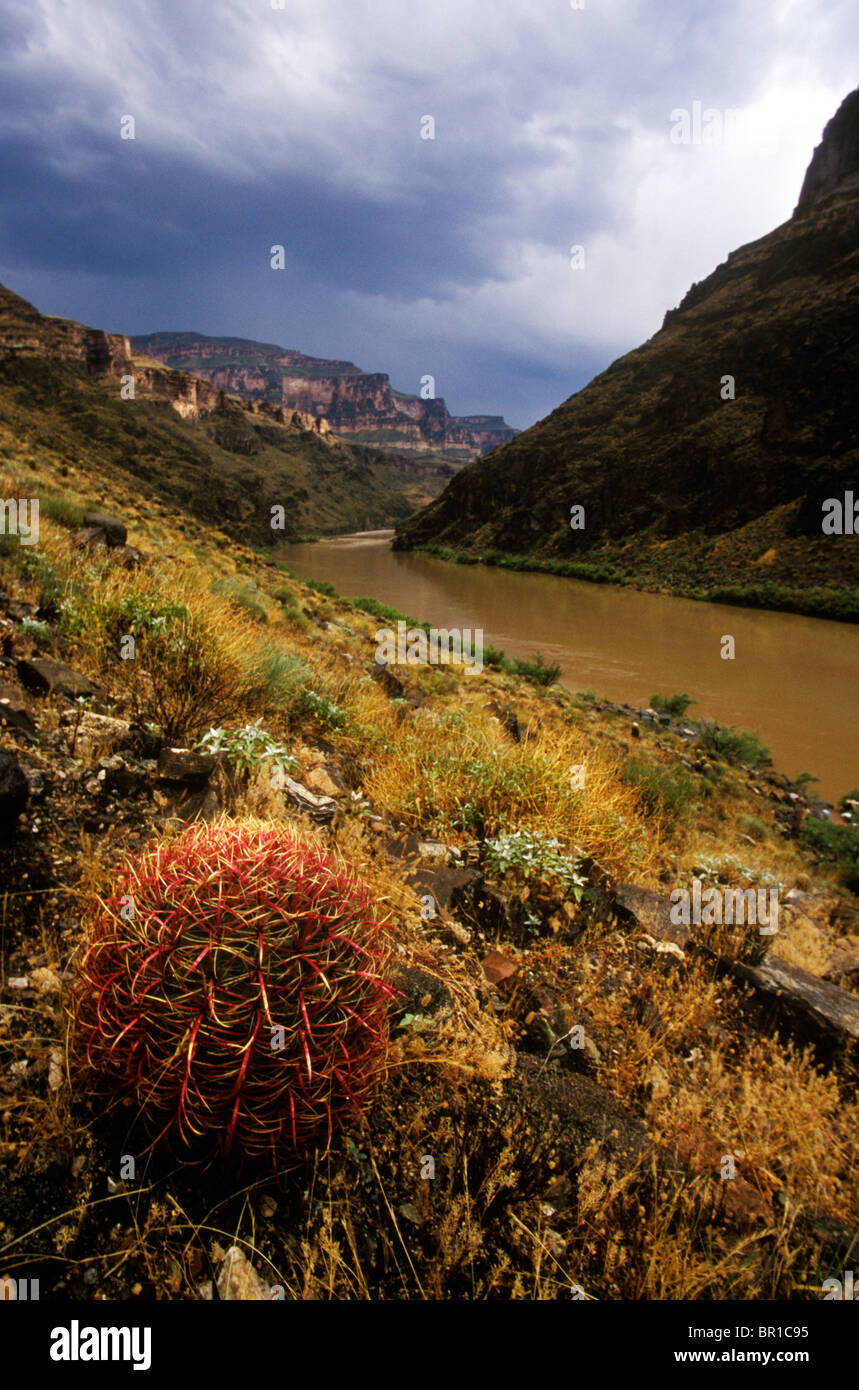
top-left (394, 539), bottom-right (859, 625)
top-left (278, 532), bottom-right (859, 805)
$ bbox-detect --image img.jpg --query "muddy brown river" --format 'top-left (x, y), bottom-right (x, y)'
top-left (281, 531), bottom-right (859, 803)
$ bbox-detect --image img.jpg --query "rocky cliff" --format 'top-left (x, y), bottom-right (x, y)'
top-left (0, 282), bottom-right (455, 539)
top-left (0, 286), bottom-right (334, 438)
top-left (131, 331), bottom-right (518, 460)
top-left (795, 87), bottom-right (859, 215)
top-left (0, 283), bottom-right (133, 376)
top-left (394, 87), bottom-right (859, 612)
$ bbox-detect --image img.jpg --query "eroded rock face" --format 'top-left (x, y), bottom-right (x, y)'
top-left (0, 283), bottom-right (132, 372)
top-left (0, 286), bottom-right (334, 441)
top-left (130, 331), bottom-right (517, 459)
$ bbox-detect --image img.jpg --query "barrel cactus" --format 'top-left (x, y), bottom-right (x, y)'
top-left (74, 821), bottom-right (393, 1169)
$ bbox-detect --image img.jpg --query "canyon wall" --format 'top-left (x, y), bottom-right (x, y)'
top-left (132, 331), bottom-right (517, 460)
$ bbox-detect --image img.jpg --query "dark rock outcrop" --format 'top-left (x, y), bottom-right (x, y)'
top-left (82, 513), bottom-right (127, 547)
top-left (796, 87), bottom-right (859, 215)
top-left (16, 658), bottom-right (97, 700)
top-left (714, 952), bottom-right (859, 1075)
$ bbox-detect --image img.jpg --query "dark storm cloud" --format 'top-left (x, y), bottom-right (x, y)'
top-left (0, 0), bottom-right (857, 425)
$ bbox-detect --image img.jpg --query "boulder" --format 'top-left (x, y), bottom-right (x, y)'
top-left (305, 765), bottom-right (344, 798)
top-left (404, 862), bottom-right (481, 917)
top-left (60, 709), bottom-right (131, 756)
top-left (157, 747), bottom-right (217, 784)
top-left (370, 661), bottom-right (404, 699)
top-left (481, 950), bottom-right (520, 985)
top-left (83, 512), bottom-right (127, 547)
top-left (17, 657), bottom-right (96, 700)
top-left (113, 545), bottom-right (146, 570)
top-left (154, 784), bottom-right (221, 825)
top-left (673, 1124), bottom-right (773, 1230)
top-left (93, 754), bottom-right (149, 798)
top-left (384, 830), bottom-right (423, 861)
top-left (486, 701), bottom-right (525, 742)
top-left (714, 952), bottom-right (859, 1076)
top-left (505, 1054), bottom-right (649, 1190)
top-left (72, 525), bottom-right (108, 549)
top-left (4, 600), bottom-right (38, 622)
top-left (216, 1246), bottom-right (271, 1302)
top-left (282, 776), bottom-right (336, 825)
top-left (822, 945), bottom-right (859, 990)
top-left (612, 883), bottom-right (693, 948)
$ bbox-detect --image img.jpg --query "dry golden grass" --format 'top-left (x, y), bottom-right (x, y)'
top-left (363, 697), bottom-right (666, 884)
top-left (2, 455), bottom-right (857, 1303)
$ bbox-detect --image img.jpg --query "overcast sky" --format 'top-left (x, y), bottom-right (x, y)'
top-left (0, 0), bottom-right (856, 428)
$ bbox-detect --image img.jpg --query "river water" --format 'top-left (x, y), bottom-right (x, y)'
top-left (280, 531), bottom-right (859, 803)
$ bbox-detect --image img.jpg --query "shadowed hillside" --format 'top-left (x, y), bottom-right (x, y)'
top-left (395, 89), bottom-right (859, 619)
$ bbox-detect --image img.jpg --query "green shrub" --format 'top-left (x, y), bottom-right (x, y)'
top-left (509, 651), bottom-right (561, 687)
top-left (306, 578), bottom-right (337, 597)
top-left (20, 617), bottom-right (52, 642)
top-left (211, 577), bottom-right (268, 623)
top-left (621, 757), bottom-right (695, 828)
top-left (700, 721), bottom-right (771, 768)
top-left (196, 720), bottom-right (297, 775)
top-left (482, 830), bottom-right (587, 897)
top-left (738, 814), bottom-right (768, 842)
top-left (243, 647), bottom-right (309, 715)
top-left (89, 589), bottom-right (245, 740)
top-left (303, 688), bottom-right (348, 731)
top-left (801, 818), bottom-right (859, 892)
top-left (39, 495), bottom-right (86, 529)
top-left (349, 595), bottom-right (430, 631)
top-left (19, 548), bottom-right (63, 610)
top-left (650, 692), bottom-right (695, 718)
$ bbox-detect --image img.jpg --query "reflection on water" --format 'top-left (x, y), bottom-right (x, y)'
top-left (280, 531), bottom-right (859, 802)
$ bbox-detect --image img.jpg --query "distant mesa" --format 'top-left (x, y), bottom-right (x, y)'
top-left (130, 331), bottom-right (518, 462)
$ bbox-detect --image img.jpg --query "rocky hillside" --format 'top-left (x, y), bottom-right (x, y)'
top-left (0, 282), bottom-right (459, 540)
top-left (0, 467), bottom-right (857, 1303)
top-left (395, 88), bottom-right (859, 617)
top-left (131, 331), bottom-right (518, 461)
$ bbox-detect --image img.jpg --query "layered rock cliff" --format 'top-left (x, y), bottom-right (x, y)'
top-left (131, 331), bottom-right (518, 460)
top-left (0, 282), bottom-right (133, 376)
top-left (0, 282), bottom-right (452, 539)
top-left (394, 86), bottom-right (859, 611)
